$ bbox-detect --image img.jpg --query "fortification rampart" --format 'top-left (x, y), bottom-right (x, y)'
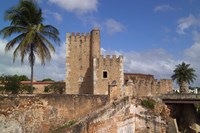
top-left (109, 74), bottom-right (173, 102)
top-left (66, 29), bottom-right (122, 95)
top-left (66, 31), bottom-right (95, 94)
top-left (124, 73), bottom-right (172, 96)
top-left (124, 73), bottom-right (154, 81)
top-left (123, 78), bottom-right (173, 97)
top-left (95, 55), bottom-right (123, 67)
top-left (93, 55), bottom-right (124, 95)
top-left (67, 32), bottom-right (91, 44)
top-left (0, 94), bottom-right (108, 133)
top-left (65, 29), bottom-right (172, 97)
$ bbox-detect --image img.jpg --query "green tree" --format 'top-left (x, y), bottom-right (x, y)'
top-left (0, 1), bottom-right (60, 93)
top-left (12, 74), bottom-right (30, 81)
top-left (1, 75), bottom-right (21, 94)
top-left (0, 74), bottom-right (33, 94)
top-left (44, 82), bottom-right (65, 94)
top-left (17, 75), bottom-right (30, 81)
top-left (171, 62), bottom-right (197, 93)
top-left (42, 78), bottom-right (54, 82)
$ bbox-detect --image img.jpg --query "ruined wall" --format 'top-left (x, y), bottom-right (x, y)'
top-left (124, 73), bottom-right (173, 96)
top-left (158, 79), bottom-right (173, 94)
top-left (93, 55), bottom-right (124, 95)
top-left (61, 97), bottom-right (168, 133)
top-left (0, 94), bottom-right (108, 133)
top-left (124, 73), bottom-right (154, 82)
top-left (66, 31), bottom-right (93, 94)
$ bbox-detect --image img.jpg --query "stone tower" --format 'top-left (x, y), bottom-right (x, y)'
top-left (66, 28), bottom-right (124, 94)
top-left (91, 28), bottom-right (100, 58)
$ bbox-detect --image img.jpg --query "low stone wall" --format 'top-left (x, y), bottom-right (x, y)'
top-left (0, 94), bottom-right (108, 133)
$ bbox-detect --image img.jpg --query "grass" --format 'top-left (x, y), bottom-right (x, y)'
top-left (141, 99), bottom-right (155, 110)
top-left (50, 120), bottom-right (77, 132)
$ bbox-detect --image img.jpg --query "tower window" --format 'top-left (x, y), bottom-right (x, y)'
top-left (103, 71), bottom-right (108, 78)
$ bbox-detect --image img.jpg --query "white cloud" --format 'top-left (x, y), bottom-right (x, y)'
top-left (104, 19), bottom-right (125, 35)
top-left (101, 47), bottom-right (179, 79)
top-left (184, 31), bottom-right (200, 86)
top-left (52, 12), bottom-right (63, 22)
top-left (100, 48), bottom-right (106, 53)
top-left (101, 46), bottom-right (200, 86)
top-left (79, 17), bottom-right (125, 35)
top-left (2, 36), bottom-right (200, 86)
top-left (80, 16), bottom-right (102, 29)
top-left (154, 4), bottom-right (174, 12)
top-left (175, 16), bottom-right (200, 86)
top-left (44, 10), bottom-right (63, 22)
top-left (177, 14), bottom-right (200, 34)
top-left (124, 50), bottom-right (178, 79)
top-left (48, 0), bottom-right (98, 14)
top-left (185, 32), bottom-right (200, 60)
top-left (0, 38), bottom-right (66, 81)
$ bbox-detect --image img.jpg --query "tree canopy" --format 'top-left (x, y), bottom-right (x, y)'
top-left (171, 62), bottom-right (197, 92)
top-left (0, 0), bottom-right (60, 93)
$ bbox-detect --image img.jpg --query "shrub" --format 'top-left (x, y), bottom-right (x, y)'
top-left (20, 84), bottom-right (35, 94)
top-left (141, 99), bottom-right (155, 109)
top-left (44, 82), bottom-right (65, 94)
top-left (3, 75), bottom-right (21, 94)
top-left (42, 78), bottom-right (54, 82)
top-left (0, 74), bottom-right (31, 94)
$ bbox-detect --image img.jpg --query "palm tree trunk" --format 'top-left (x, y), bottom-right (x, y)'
top-left (30, 61), bottom-right (33, 93)
top-left (180, 81), bottom-right (189, 93)
top-left (30, 45), bottom-right (34, 94)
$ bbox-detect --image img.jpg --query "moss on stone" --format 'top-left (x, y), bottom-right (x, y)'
top-left (51, 120), bottom-right (77, 132)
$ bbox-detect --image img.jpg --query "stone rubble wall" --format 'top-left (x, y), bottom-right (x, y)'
top-left (93, 55), bottom-right (123, 95)
top-left (66, 31), bottom-right (93, 94)
top-left (0, 94), bottom-right (108, 133)
top-left (65, 29), bottom-right (123, 95)
top-left (124, 79), bottom-right (173, 97)
top-left (61, 97), bottom-right (168, 133)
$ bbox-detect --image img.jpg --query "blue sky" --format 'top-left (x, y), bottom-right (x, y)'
top-left (1, 0), bottom-right (200, 87)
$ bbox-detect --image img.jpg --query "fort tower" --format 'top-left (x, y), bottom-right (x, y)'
top-left (66, 29), bottom-right (123, 94)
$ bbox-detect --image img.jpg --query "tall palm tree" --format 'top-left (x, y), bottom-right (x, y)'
top-left (0, 0), bottom-right (60, 93)
top-left (171, 62), bottom-right (197, 93)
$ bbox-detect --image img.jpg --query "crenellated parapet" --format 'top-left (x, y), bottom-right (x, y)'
top-left (95, 55), bottom-right (123, 68)
top-left (123, 75), bottom-right (173, 97)
top-left (67, 32), bottom-right (91, 45)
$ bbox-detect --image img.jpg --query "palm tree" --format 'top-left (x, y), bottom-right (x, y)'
top-left (0, 0), bottom-right (60, 93)
top-left (171, 62), bottom-right (197, 93)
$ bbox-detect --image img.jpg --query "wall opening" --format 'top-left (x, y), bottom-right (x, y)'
top-left (103, 71), bottom-right (108, 78)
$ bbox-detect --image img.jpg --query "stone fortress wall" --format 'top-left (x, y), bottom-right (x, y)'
top-left (65, 28), bottom-right (173, 97)
top-left (109, 73), bottom-right (173, 102)
top-left (66, 31), bottom-right (93, 94)
top-left (0, 29), bottom-right (174, 132)
top-left (124, 73), bottom-right (173, 97)
top-left (66, 28), bottom-right (124, 95)
top-left (93, 55), bottom-right (123, 95)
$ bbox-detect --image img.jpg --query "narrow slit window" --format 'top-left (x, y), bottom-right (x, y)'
top-left (103, 71), bottom-right (108, 78)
